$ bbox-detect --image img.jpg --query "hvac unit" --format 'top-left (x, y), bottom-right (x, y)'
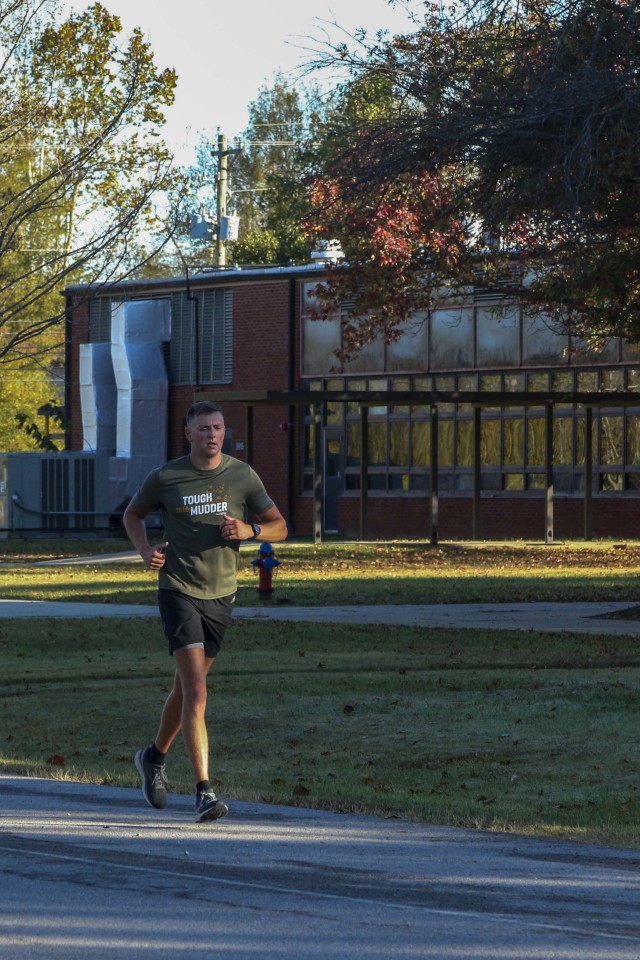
top-left (3, 452), bottom-right (115, 533)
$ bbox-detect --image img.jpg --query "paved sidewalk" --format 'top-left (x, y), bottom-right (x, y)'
top-left (0, 597), bottom-right (639, 633)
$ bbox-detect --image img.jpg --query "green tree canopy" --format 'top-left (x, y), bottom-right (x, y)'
top-left (0, 361), bottom-right (64, 451)
top-left (0, 0), bottom-right (181, 366)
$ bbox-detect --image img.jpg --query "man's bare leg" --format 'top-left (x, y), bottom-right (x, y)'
top-left (137, 646), bottom-right (226, 819)
top-left (153, 652), bottom-right (214, 759)
top-left (169, 646), bottom-right (215, 782)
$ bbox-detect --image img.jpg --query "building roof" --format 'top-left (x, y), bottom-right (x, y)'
top-left (63, 261), bottom-right (329, 298)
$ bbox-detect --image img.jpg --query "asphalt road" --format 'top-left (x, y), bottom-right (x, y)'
top-left (1, 775), bottom-right (640, 959)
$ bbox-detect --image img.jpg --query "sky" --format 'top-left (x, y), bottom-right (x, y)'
top-left (62, 0), bottom-right (418, 163)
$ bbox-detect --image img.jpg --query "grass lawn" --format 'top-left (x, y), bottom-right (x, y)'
top-left (1, 538), bottom-right (640, 847)
top-left (1, 612), bottom-right (640, 848)
top-left (2, 538), bottom-right (640, 606)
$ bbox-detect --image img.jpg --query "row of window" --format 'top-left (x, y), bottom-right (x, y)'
top-left (302, 369), bottom-right (640, 496)
top-left (301, 282), bottom-right (640, 375)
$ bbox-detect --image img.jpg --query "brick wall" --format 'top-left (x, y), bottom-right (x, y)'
top-left (167, 387), bottom-right (194, 458)
top-left (334, 494), bottom-right (640, 541)
top-left (232, 282), bottom-right (291, 388)
top-left (66, 279), bottom-right (640, 542)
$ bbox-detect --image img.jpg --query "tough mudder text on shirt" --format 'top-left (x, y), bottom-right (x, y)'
top-left (181, 494), bottom-right (228, 516)
top-left (133, 454), bottom-right (274, 599)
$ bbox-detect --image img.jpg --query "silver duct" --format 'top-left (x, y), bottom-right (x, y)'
top-left (80, 298), bottom-right (170, 506)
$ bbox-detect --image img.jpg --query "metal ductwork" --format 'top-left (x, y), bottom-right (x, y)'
top-left (79, 342), bottom-right (116, 453)
top-left (82, 298), bottom-right (170, 514)
top-left (5, 297), bottom-right (170, 534)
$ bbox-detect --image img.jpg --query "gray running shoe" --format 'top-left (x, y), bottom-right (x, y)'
top-left (134, 746), bottom-right (168, 809)
top-left (195, 790), bottom-right (229, 823)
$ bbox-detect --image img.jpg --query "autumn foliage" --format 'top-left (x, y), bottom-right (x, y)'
top-left (307, 161), bottom-right (470, 363)
top-left (307, 0), bottom-right (640, 360)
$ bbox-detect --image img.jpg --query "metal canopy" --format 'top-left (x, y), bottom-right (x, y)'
top-left (201, 388), bottom-right (640, 544)
top-left (201, 388), bottom-right (640, 408)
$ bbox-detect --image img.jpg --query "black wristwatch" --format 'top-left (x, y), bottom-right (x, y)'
top-left (249, 523), bottom-right (262, 540)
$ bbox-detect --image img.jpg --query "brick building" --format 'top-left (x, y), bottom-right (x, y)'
top-left (62, 262), bottom-right (640, 541)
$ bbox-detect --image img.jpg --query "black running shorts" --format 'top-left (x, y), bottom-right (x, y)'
top-left (158, 589), bottom-right (236, 658)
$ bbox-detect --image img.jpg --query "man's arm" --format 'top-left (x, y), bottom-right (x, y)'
top-left (221, 505), bottom-right (287, 544)
top-left (123, 496), bottom-right (168, 570)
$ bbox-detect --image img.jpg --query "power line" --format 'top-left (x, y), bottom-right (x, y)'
top-left (239, 140), bottom-right (319, 146)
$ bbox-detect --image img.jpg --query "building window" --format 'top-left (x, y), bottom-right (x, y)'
top-left (476, 305), bottom-right (520, 367)
top-left (301, 369), bottom-right (640, 499)
top-left (301, 283), bottom-right (429, 374)
top-left (430, 307), bottom-right (474, 369)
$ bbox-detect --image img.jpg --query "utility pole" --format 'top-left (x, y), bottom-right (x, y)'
top-left (215, 132), bottom-right (228, 267)
top-left (212, 132), bottom-right (241, 267)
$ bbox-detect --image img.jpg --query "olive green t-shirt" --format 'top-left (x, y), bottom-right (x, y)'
top-left (134, 454), bottom-right (274, 599)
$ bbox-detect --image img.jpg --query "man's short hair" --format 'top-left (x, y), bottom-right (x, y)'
top-left (186, 401), bottom-right (224, 425)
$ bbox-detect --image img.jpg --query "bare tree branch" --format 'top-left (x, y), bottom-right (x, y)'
top-left (0, 0), bottom-right (184, 361)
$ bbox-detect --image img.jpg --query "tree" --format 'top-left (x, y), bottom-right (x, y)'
top-left (0, 363), bottom-right (64, 451)
top-left (307, 0), bottom-right (640, 358)
top-left (0, 0), bottom-right (180, 366)
top-left (186, 74), bottom-right (328, 266)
